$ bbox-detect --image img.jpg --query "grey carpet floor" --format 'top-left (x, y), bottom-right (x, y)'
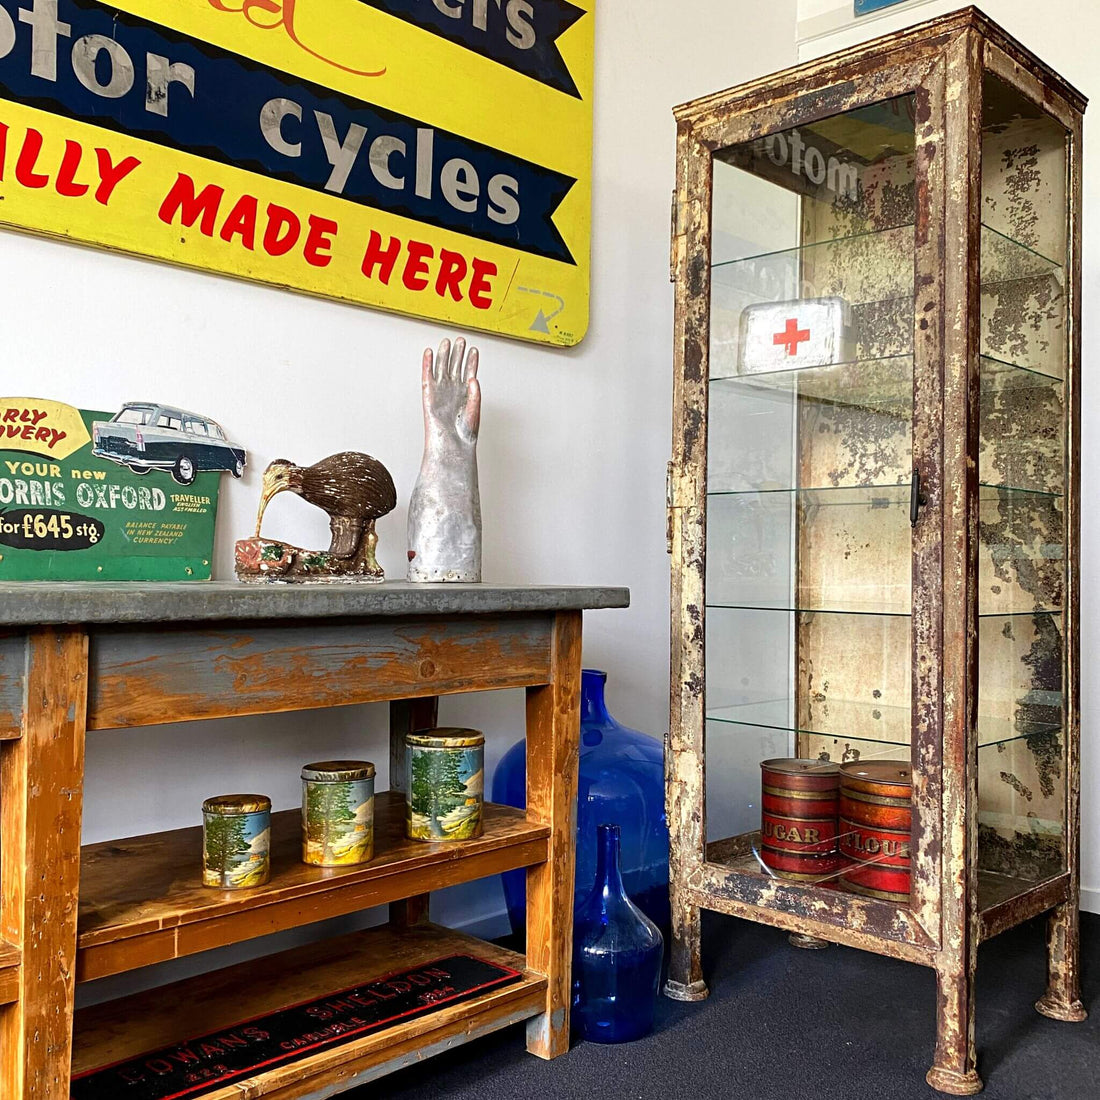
top-left (357, 910), bottom-right (1099, 1100)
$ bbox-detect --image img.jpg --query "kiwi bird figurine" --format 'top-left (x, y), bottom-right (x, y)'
top-left (234, 452), bottom-right (397, 583)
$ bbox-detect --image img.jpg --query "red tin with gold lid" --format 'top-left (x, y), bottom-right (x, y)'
top-left (838, 760), bottom-right (912, 903)
top-left (759, 759), bottom-right (844, 881)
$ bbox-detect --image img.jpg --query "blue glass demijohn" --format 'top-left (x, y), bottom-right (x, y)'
top-left (492, 669), bottom-right (670, 934)
top-left (572, 823), bottom-right (664, 1043)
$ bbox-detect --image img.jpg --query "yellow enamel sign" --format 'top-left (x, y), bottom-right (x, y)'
top-left (0, 0), bottom-right (593, 345)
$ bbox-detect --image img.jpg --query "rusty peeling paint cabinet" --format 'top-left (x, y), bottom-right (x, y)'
top-left (666, 8), bottom-right (1085, 1095)
top-left (0, 581), bottom-right (628, 1099)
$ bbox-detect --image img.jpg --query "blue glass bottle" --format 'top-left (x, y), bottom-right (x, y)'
top-left (492, 669), bottom-right (670, 934)
top-left (572, 823), bottom-right (664, 1043)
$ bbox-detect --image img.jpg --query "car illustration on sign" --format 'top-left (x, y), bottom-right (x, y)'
top-left (92, 402), bottom-right (246, 485)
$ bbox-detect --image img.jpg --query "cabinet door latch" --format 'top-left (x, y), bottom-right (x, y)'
top-left (666, 461), bottom-right (675, 553)
top-left (910, 468), bottom-right (927, 527)
top-left (669, 191), bottom-right (679, 283)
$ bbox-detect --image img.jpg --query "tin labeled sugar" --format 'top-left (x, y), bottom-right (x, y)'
top-left (406, 728), bottom-right (484, 842)
top-left (759, 759), bottom-right (844, 881)
top-left (202, 794), bottom-right (271, 889)
top-left (301, 760), bottom-right (376, 867)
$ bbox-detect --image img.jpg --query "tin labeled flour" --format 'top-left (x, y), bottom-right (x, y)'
top-left (301, 760), bottom-right (376, 867)
top-left (838, 760), bottom-right (913, 903)
top-left (406, 728), bottom-right (484, 842)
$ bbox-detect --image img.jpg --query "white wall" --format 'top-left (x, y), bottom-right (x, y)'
top-left (798, 0), bottom-right (1100, 913)
top-left (0, 3), bottom-right (798, 1002)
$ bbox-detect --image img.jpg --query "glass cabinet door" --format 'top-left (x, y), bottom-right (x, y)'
top-left (977, 74), bottom-right (1069, 896)
top-left (704, 96), bottom-right (918, 903)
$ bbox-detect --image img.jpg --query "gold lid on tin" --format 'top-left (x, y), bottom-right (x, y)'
top-left (301, 760), bottom-right (376, 782)
top-left (839, 760), bottom-right (912, 786)
top-left (760, 758), bottom-right (840, 776)
top-left (202, 794), bottom-right (271, 815)
top-left (407, 727), bottom-right (485, 749)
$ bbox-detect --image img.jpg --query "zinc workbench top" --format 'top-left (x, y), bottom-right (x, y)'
top-left (0, 580), bottom-right (630, 625)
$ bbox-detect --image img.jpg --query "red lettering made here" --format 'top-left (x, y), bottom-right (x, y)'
top-left (360, 231), bottom-right (498, 310)
top-left (158, 174), bottom-right (341, 266)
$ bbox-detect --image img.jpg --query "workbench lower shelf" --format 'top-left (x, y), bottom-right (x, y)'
top-left (71, 922), bottom-right (547, 1100)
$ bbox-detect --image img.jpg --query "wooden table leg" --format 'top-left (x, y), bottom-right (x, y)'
top-left (524, 611), bottom-right (582, 1059)
top-left (388, 697), bottom-right (438, 928)
top-left (1, 629), bottom-right (88, 1100)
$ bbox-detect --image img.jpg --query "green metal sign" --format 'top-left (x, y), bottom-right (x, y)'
top-left (855, 0), bottom-right (909, 14)
top-left (0, 399), bottom-right (222, 581)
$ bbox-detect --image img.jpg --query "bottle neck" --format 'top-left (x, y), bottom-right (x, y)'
top-left (580, 669), bottom-right (611, 725)
top-left (595, 823), bottom-right (625, 897)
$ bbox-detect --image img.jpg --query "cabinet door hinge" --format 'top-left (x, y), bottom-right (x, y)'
top-left (667, 462), bottom-right (699, 554)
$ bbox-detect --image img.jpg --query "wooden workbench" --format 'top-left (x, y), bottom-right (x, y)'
top-left (0, 581), bottom-right (629, 1099)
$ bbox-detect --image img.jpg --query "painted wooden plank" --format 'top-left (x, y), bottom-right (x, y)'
top-left (524, 610), bottom-right (583, 1059)
top-left (0, 939), bottom-right (20, 1007)
top-left (0, 633), bottom-right (24, 740)
top-left (0, 628), bottom-right (88, 1100)
top-left (87, 615), bottom-right (553, 730)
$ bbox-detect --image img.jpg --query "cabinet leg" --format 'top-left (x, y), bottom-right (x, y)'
top-left (524, 612), bottom-right (582, 1060)
top-left (926, 961), bottom-right (983, 1096)
top-left (663, 889), bottom-right (708, 1001)
top-left (789, 933), bottom-right (830, 951)
top-left (0, 629), bottom-right (88, 1100)
top-left (388, 895), bottom-right (430, 928)
top-left (388, 698), bottom-right (438, 932)
top-left (1035, 901), bottom-right (1087, 1022)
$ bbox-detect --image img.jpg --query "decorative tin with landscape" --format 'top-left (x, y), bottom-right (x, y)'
top-left (202, 794), bottom-right (271, 889)
top-left (838, 761), bottom-right (913, 903)
top-left (759, 759), bottom-right (843, 881)
top-left (301, 760), bottom-right (376, 867)
top-left (406, 729), bottom-right (484, 842)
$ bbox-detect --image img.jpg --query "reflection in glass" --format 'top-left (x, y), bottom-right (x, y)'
top-left (704, 98), bottom-right (918, 906)
top-left (976, 74), bottom-right (1069, 890)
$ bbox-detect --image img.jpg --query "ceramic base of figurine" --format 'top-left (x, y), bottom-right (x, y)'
top-left (234, 537), bottom-right (384, 583)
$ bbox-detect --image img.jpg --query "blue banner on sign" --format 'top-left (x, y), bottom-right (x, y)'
top-left (0, 0), bottom-right (577, 263)
top-left (855, 0), bottom-right (910, 13)
top-left (359, 0), bottom-right (586, 98)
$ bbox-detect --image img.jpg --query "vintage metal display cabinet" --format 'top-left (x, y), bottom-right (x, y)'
top-left (665, 8), bottom-right (1086, 1094)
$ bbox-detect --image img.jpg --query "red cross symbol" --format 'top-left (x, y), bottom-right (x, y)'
top-left (773, 318), bottom-right (810, 356)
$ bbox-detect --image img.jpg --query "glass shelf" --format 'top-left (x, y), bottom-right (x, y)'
top-left (715, 221), bottom-right (1060, 277)
top-left (981, 223), bottom-right (1063, 283)
top-left (710, 352), bottom-right (913, 414)
top-left (709, 223), bottom-right (1064, 389)
top-left (705, 604), bottom-right (1063, 619)
top-left (981, 353), bottom-right (1062, 389)
top-left (708, 353), bottom-right (1061, 419)
top-left (706, 482), bottom-right (1062, 500)
top-left (706, 699), bottom-right (1061, 750)
top-left (705, 487), bottom-right (1062, 612)
top-left (712, 223), bottom-right (914, 271)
